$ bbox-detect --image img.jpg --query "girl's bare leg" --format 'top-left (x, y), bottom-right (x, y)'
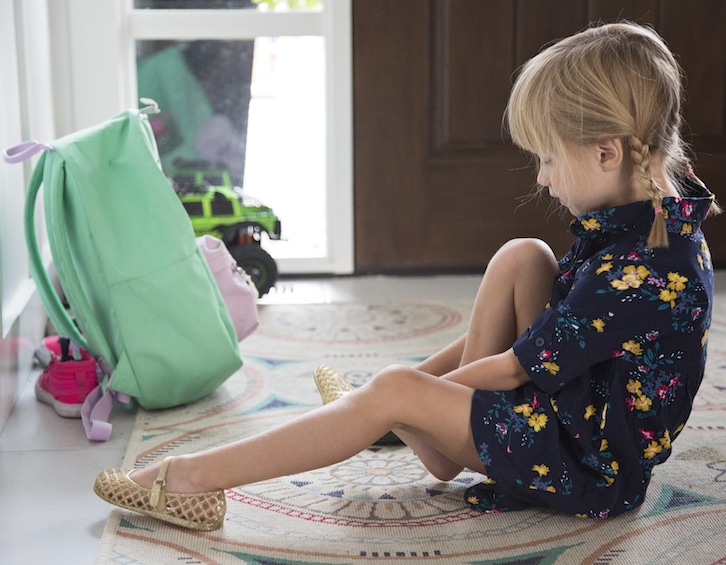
top-left (130, 366), bottom-right (482, 493)
top-left (397, 238), bottom-right (559, 477)
top-left (416, 238), bottom-right (559, 375)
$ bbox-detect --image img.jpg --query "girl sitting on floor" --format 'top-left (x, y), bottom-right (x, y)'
top-left (94, 21), bottom-right (719, 529)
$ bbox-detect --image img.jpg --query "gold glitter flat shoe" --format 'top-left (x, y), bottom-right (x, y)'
top-left (313, 365), bottom-right (355, 404)
top-left (93, 456), bottom-right (226, 531)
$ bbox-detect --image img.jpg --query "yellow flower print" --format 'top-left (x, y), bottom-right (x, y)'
top-left (550, 398), bottom-right (559, 413)
top-left (576, 513), bottom-right (588, 519)
top-left (659, 429), bottom-right (671, 450)
top-left (600, 403), bottom-right (608, 430)
top-left (634, 395), bottom-right (652, 412)
top-left (514, 403), bottom-right (533, 417)
top-left (528, 413), bottom-right (548, 432)
top-left (542, 361), bottom-right (560, 375)
top-left (632, 265), bottom-right (651, 279)
top-left (584, 405), bottom-right (597, 420)
top-left (674, 423), bottom-right (685, 436)
top-left (622, 340), bottom-right (643, 356)
top-left (611, 461), bottom-right (619, 474)
top-left (602, 475), bottom-right (615, 486)
top-left (467, 495), bottom-right (479, 505)
top-left (581, 218), bottom-right (601, 231)
top-left (666, 272), bottom-right (687, 291)
top-left (596, 262), bottom-right (613, 275)
top-left (546, 486), bottom-right (556, 493)
top-left (702, 329), bottom-right (709, 347)
top-left (697, 254), bottom-right (704, 270)
top-left (626, 379), bottom-right (642, 394)
top-left (610, 265), bottom-right (650, 290)
top-left (591, 318), bottom-right (606, 333)
top-left (644, 440), bottom-right (663, 459)
top-left (600, 439), bottom-right (609, 452)
top-left (602, 253), bottom-right (613, 260)
top-left (659, 289), bottom-right (678, 308)
top-left (680, 223), bottom-right (693, 235)
top-left (532, 464), bottom-right (550, 477)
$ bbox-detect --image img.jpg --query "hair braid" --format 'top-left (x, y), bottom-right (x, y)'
top-left (629, 136), bottom-right (669, 248)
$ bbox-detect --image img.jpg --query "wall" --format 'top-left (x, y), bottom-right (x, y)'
top-left (0, 0), bottom-right (56, 431)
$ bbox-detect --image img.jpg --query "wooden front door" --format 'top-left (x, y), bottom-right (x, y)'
top-left (353, 0), bottom-right (726, 272)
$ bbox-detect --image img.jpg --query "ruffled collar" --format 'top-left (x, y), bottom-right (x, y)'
top-left (570, 176), bottom-right (715, 239)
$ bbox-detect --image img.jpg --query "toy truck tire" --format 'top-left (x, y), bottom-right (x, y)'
top-left (229, 244), bottom-right (278, 296)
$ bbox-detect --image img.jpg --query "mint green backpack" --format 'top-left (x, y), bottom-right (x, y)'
top-left (13, 106), bottom-right (242, 440)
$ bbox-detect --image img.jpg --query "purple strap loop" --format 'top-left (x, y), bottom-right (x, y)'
top-left (3, 140), bottom-right (52, 163)
top-left (80, 358), bottom-right (132, 442)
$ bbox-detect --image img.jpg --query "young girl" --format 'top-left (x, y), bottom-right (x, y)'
top-left (94, 21), bottom-right (718, 529)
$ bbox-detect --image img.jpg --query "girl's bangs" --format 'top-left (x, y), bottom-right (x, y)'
top-left (508, 92), bottom-right (559, 158)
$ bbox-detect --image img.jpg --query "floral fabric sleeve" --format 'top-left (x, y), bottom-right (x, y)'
top-left (512, 247), bottom-right (707, 395)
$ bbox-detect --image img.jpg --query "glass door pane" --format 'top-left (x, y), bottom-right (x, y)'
top-left (136, 35), bottom-right (326, 260)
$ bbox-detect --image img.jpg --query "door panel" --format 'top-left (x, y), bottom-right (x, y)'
top-left (354, 0), bottom-right (726, 271)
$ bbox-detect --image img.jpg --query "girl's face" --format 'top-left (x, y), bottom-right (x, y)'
top-left (536, 142), bottom-right (634, 216)
top-left (536, 153), bottom-right (592, 215)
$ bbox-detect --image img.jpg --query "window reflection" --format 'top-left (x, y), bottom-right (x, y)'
top-left (137, 40), bottom-right (254, 184)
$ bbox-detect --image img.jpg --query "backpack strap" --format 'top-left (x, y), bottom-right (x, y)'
top-left (81, 381), bottom-right (114, 441)
top-left (24, 152), bottom-right (88, 349)
top-left (81, 358), bottom-right (126, 442)
top-left (29, 150), bottom-right (119, 367)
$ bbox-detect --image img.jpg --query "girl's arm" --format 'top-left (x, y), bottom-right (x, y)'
top-left (441, 348), bottom-right (530, 391)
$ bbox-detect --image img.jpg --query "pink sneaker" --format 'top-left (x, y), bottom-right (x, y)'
top-left (34, 347), bottom-right (98, 418)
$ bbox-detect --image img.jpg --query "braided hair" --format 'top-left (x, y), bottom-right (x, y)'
top-left (628, 136), bottom-right (669, 247)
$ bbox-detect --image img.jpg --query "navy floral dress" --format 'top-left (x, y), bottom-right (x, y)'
top-left (466, 177), bottom-right (716, 518)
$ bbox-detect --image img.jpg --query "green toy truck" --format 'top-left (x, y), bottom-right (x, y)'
top-left (170, 162), bottom-right (281, 296)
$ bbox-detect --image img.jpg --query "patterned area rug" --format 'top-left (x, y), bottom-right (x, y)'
top-left (96, 300), bottom-right (726, 564)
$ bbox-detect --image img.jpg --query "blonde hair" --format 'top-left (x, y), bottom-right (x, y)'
top-left (506, 22), bottom-right (708, 248)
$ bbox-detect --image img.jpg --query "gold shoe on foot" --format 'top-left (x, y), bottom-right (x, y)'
top-left (313, 365), bottom-right (355, 404)
top-left (93, 456), bottom-right (226, 531)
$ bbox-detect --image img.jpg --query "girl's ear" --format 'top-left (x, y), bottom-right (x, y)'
top-left (597, 138), bottom-right (624, 171)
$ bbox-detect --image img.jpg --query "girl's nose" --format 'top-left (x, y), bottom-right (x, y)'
top-left (537, 169), bottom-right (549, 188)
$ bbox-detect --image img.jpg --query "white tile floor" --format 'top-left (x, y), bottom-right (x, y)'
top-left (0, 275), bottom-right (482, 565)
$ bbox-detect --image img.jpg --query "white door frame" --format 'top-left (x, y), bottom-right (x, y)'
top-left (57, 0), bottom-right (353, 275)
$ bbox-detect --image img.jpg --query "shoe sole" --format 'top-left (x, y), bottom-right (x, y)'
top-left (34, 379), bottom-right (83, 418)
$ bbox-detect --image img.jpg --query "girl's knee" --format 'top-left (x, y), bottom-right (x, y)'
top-left (497, 237), bottom-right (555, 262)
top-left (492, 238), bottom-right (558, 275)
top-left (368, 365), bottom-right (424, 397)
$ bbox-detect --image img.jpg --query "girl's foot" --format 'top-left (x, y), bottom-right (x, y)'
top-left (93, 456), bottom-right (226, 531)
